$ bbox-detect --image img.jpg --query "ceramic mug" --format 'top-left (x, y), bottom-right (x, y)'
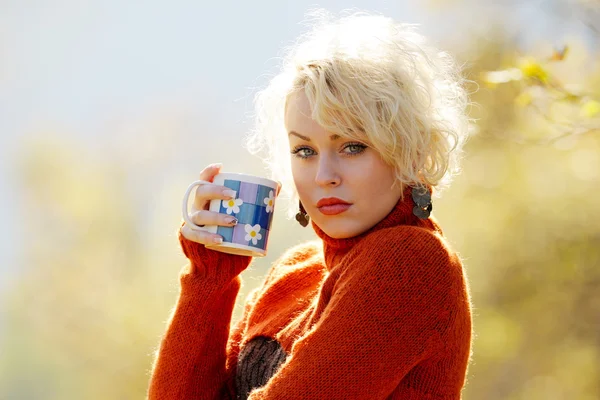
top-left (182, 172), bottom-right (280, 257)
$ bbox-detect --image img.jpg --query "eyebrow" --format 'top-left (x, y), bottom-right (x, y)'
top-left (288, 131), bottom-right (341, 141)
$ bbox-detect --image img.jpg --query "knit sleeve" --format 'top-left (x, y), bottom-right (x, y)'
top-left (247, 226), bottom-right (466, 400)
top-left (147, 225), bottom-right (253, 400)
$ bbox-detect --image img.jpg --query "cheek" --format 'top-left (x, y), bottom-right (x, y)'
top-left (361, 160), bottom-right (397, 194)
top-left (291, 161), bottom-right (312, 193)
top-left (349, 155), bottom-right (394, 187)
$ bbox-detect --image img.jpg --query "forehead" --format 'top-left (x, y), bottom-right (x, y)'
top-left (284, 90), bottom-right (367, 144)
top-left (285, 91), bottom-right (313, 125)
top-left (285, 91), bottom-right (337, 140)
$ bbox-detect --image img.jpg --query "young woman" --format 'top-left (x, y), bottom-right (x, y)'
top-left (148, 10), bottom-right (473, 400)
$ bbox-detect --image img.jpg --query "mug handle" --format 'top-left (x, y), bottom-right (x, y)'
top-left (182, 180), bottom-right (213, 232)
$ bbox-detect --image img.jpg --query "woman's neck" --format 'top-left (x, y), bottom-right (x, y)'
top-left (311, 184), bottom-right (439, 269)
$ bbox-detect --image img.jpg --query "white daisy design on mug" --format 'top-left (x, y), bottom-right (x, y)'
top-left (182, 172), bottom-right (280, 257)
top-left (263, 190), bottom-right (276, 213)
top-left (222, 197), bottom-right (243, 214)
top-left (244, 224), bottom-right (263, 245)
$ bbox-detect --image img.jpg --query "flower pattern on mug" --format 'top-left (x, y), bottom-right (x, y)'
top-left (263, 190), bottom-right (276, 213)
top-left (223, 197), bottom-right (243, 215)
top-left (244, 224), bottom-right (263, 245)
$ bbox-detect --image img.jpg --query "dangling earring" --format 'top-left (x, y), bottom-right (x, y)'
top-left (295, 200), bottom-right (310, 227)
top-left (411, 185), bottom-right (432, 219)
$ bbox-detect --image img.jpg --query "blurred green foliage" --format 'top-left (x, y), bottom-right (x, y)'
top-left (1, 14), bottom-right (600, 400)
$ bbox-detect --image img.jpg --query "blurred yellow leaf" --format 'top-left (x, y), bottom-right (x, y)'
top-left (481, 68), bottom-right (522, 85)
top-left (560, 92), bottom-right (582, 103)
top-left (518, 58), bottom-right (549, 84)
top-left (482, 80), bottom-right (498, 89)
top-left (581, 100), bottom-right (600, 118)
top-left (515, 91), bottom-right (534, 107)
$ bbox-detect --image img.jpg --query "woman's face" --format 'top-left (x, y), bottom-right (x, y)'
top-left (284, 90), bottom-right (403, 239)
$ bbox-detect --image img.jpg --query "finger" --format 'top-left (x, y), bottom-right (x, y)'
top-left (193, 184), bottom-right (237, 211)
top-left (190, 210), bottom-right (238, 227)
top-left (198, 163), bottom-right (223, 183)
top-left (194, 163), bottom-right (226, 211)
top-left (180, 223), bottom-right (224, 245)
top-left (276, 182), bottom-right (282, 196)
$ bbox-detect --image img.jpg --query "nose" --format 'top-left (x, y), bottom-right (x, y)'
top-left (314, 153), bottom-right (341, 187)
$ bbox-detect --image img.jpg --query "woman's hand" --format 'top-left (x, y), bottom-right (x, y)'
top-left (180, 163), bottom-right (239, 245)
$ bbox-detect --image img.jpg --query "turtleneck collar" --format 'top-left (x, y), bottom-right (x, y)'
top-left (311, 184), bottom-right (440, 269)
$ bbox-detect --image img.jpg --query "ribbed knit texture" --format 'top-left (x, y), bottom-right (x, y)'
top-left (235, 336), bottom-right (287, 400)
top-left (147, 185), bottom-right (473, 399)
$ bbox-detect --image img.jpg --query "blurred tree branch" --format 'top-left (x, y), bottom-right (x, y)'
top-left (481, 46), bottom-right (600, 144)
top-left (427, 0), bottom-right (600, 144)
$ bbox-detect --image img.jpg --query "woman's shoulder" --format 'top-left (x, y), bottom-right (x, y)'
top-left (362, 224), bottom-right (453, 251)
top-left (263, 240), bottom-right (325, 286)
top-left (276, 240), bottom-right (324, 265)
top-left (348, 224), bottom-right (463, 279)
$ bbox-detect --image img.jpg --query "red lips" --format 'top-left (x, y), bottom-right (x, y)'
top-left (316, 197), bottom-right (352, 216)
top-left (316, 197), bottom-right (351, 207)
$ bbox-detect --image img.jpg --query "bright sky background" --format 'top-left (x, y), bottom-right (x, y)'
top-left (0, 0), bottom-right (595, 294)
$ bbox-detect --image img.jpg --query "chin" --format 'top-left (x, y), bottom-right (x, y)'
top-left (317, 220), bottom-right (366, 239)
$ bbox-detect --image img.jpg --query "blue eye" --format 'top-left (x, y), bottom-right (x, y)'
top-left (290, 142), bottom-right (367, 159)
top-left (343, 143), bottom-right (367, 155)
top-left (291, 146), bottom-right (316, 159)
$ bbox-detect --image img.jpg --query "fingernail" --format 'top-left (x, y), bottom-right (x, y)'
top-left (223, 189), bottom-right (236, 199)
top-left (211, 163), bottom-right (223, 169)
top-left (213, 236), bottom-right (223, 244)
top-left (225, 217), bottom-right (238, 226)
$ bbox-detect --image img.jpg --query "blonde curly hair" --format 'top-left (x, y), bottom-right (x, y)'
top-left (245, 9), bottom-right (471, 218)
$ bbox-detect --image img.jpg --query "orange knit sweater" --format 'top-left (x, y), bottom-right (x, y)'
top-left (147, 186), bottom-right (473, 399)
